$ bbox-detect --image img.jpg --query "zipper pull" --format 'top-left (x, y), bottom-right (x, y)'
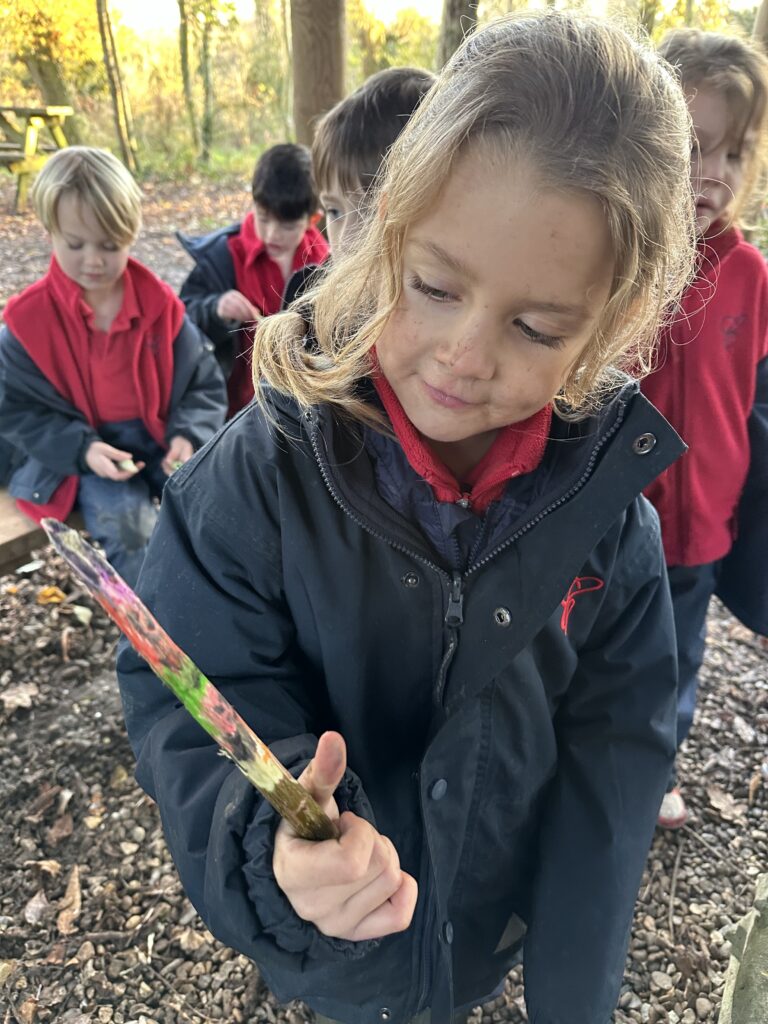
top-left (445, 571), bottom-right (464, 627)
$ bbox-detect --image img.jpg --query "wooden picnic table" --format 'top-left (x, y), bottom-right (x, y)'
top-left (0, 105), bottom-right (73, 212)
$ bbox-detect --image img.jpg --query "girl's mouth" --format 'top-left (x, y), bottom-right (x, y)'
top-left (423, 380), bottom-right (474, 409)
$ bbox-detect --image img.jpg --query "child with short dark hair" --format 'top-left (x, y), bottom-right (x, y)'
top-left (642, 29), bottom-right (768, 829)
top-left (117, 14), bottom-right (696, 1023)
top-left (0, 147), bottom-right (227, 587)
top-left (178, 143), bottom-right (328, 414)
top-left (282, 66), bottom-right (435, 307)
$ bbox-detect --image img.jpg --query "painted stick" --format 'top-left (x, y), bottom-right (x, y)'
top-left (41, 518), bottom-right (337, 842)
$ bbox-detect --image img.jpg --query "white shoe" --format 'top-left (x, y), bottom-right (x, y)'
top-left (657, 787), bottom-right (688, 829)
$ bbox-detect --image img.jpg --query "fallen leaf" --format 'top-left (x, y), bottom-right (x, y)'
top-left (46, 813), bottom-right (73, 846)
top-left (27, 783), bottom-right (61, 822)
top-left (71, 605), bottom-right (93, 628)
top-left (15, 559), bottom-right (44, 574)
top-left (57, 789), bottom-right (74, 814)
top-left (733, 715), bottom-right (757, 745)
top-left (45, 942), bottom-right (66, 965)
top-left (17, 996), bottom-right (38, 1024)
top-left (36, 585), bottom-right (67, 605)
top-left (109, 765), bottom-right (129, 789)
top-left (0, 959), bottom-right (16, 984)
top-left (56, 865), bottom-right (82, 936)
top-left (23, 859), bottom-right (61, 877)
top-left (83, 816), bottom-right (102, 830)
top-left (24, 889), bottom-right (52, 925)
top-left (177, 925), bottom-right (207, 952)
top-left (0, 681), bottom-right (40, 714)
top-left (707, 784), bottom-right (747, 822)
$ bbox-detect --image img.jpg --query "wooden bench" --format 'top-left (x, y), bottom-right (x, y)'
top-left (0, 488), bottom-right (81, 576)
top-left (0, 105), bottom-right (73, 212)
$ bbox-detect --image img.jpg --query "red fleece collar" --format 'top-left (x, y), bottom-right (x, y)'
top-left (373, 372), bottom-right (552, 514)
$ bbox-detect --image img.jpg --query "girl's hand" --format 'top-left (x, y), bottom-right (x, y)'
top-left (85, 441), bottom-right (145, 481)
top-left (162, 436), bottom-right (195, 476)
top-left (273, 732), bottom-right (418, 942)
top-left (216, 290), bottom-right (262, 323)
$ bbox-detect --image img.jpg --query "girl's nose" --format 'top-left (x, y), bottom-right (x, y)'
top-left (435, 314), bottom-right (496, 380)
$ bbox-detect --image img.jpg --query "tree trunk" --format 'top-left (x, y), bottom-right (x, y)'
top-left (638, 0), bottom-right (661, 37)
top-left (200, 11), bottom-right (214, 163)
top-left (95, 0), bottom-right (139, 172)
top-left (178, 0), bottom-right (200, 149)
top-left (437, 0), bottom-right (477, 68)
top-left (21, 54), bottom-right (84, 144)
top-left (754, 0), bottom-right (768, 49)
top-left (279, 0), bottom-right (293, 138)
top-left (290, 0), bottom-right (345, 147)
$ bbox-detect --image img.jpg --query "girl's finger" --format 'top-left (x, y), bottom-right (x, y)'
top-left (344, 871), bottom-right (419, 942)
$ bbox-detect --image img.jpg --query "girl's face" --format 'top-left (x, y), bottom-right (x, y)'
top-left (50, 193), bottom-right (131, 297)
top-left (687, 85), bottom-right (752, 234)
top-left (375, 152), bottom-right (614, 477)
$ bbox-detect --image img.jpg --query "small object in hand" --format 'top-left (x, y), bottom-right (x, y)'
top-left (170, 460), bottom-right (184, 472)
top-left (116, 458), bottom-right (139, 474)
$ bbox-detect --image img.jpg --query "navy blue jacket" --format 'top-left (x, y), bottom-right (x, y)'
top-left (116, 379), bottom-right (683, 1024)
top-left (0, 319), bottom-right (226, 504)
top-left (717, 354), bottom-right (768, 635)
top-left (177, 224), bottom-right (242, 376)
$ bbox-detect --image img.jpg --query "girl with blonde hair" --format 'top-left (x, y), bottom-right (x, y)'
top-left (118, 13), bottom-right (696, 1023)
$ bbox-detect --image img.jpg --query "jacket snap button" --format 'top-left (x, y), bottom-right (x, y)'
top-left (379, 1010), bottom-right (391, 1021)
top-left (401, 571), bottom-right (420, 588)
top-left (442, 921), bottom-right (454, 944)
top-left (632, 432), bottom-right (656, 455)
top-left (493, 607), bottom-right (512, 627)
top-left (429, 778), bottom-right (448, 800)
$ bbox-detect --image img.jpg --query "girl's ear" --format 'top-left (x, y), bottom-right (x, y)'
top-left (310, 211), bottom-right (322, 228)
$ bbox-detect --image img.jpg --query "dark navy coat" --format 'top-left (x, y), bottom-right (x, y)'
top-left (177, 224), bottom-right (241, 376)
top-left (116, 379), bottom-right (683, 1024)
top-left (0, 319), bottom-right (226, 504)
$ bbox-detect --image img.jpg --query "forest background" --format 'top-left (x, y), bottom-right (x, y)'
top-left (1, 0), bottom-right (764, 186)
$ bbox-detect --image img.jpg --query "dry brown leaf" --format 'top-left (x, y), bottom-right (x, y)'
top-left (45, 813), bottom-right (73, 846)
top-left (23, 859), bottom-right (61, 877)
top-left (17, 996), bottom-right (38, 1024)
top-left (36, 585), bottom-right (67, 605)
top-left (0, 959), bottom-right (16, 984)
top-left (56, 865), bottom-right (82, 936)
top-left (27, 783), bottom-right (61, 822)
top-left (0, 681), bottom-right (40, 714)
top-left (23, 889), bottom-right (52, 926)
top-left (177, 925), bottom-right (207, 952)
top-left (707, 784), bottom-right (747, 822)
top-left (45, 942), bottom-right (66, 965)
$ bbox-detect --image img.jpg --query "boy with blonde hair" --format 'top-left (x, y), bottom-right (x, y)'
top-left (0, 147), bottom-right (227, 585)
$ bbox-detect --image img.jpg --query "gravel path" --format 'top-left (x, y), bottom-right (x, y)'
top-left (0, 177), bottom-right (766, 1024)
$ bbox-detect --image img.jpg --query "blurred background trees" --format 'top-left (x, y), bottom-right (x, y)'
top-left (0, 0), bottom-right (762, 179)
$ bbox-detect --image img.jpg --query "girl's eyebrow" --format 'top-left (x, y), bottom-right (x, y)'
top-left (412, 238), bottom-right (591, 318)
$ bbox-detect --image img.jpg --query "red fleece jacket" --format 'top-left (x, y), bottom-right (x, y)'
top-left (3, 256), bottom-right (183, 523)
top-left (641, 226), bottom-right (768, 566)
top-left (226, 212), bottom-right (329, 414)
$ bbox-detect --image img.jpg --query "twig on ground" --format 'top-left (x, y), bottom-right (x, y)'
top-left (668, 835), bottom-right (686, 941)
top-left (682, 824), bottom-right (756, 884)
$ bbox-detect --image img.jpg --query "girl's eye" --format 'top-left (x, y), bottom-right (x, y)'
top-left (514, 318), bottom-right (565, 350)
top-left (324, 208), bottom-right (341, 222)
top-left (67, 243), bottom-right (83, 251)
top-left (408, 274), bottom-right (456, 303)
top-left (102, 244), bottom-right (118, 252)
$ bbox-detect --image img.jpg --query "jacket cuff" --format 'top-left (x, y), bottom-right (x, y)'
top-left (241, 763), bottom-right (380, 961)
top-left (76, 430), bottom-right (102, 474)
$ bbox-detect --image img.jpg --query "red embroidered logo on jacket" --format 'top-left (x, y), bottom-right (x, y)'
top-left (560, 576), bottom-right (604, 634)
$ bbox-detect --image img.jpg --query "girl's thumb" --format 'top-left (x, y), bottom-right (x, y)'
top-left (300, 731), bottom-right (347, 809)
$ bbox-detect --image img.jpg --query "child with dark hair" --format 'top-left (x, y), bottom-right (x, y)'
top-left (283, 67), bottom-right (435, 307)
top-left (178, 143), bottom-right (328, 414)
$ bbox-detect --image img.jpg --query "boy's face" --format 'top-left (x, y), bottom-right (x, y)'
top-left (687, 84), bottom-right (751, 234)
top-left (375, 152), bottom-right (614, 477)
top-left (254, 204), bottom-right (310, 263)
top-left (50, 193), bottom-right (131, 295)
top-left (320, 177), bottom-right (365, 256)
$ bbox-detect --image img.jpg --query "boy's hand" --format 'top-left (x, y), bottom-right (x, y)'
top-left (216, 290), bottom-right (262, 323)
top-left (85, 441), bottom-right (145, 481)
top-left (162, 436), bottom-right (195, 476)
top-left (273, 732), bottom-right (418, 942)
